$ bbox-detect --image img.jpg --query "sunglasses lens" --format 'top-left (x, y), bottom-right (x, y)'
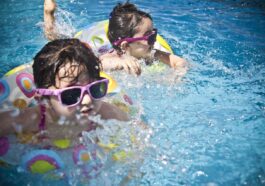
top-left (89, 81), bottom-right (108, 99)
top-left (61, 88), bottom-right (81, 106)
top-left (148, 31), bottom-right (157, 45)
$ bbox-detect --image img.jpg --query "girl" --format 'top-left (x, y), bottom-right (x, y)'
top-left (102, 1), bottom-right (187, 75)
top-left (0, 39), bottom-right (129, 141)
top-left (43, 0), bottom-right (188, 76)
top-left (0, 39), bottom-right (145, 184)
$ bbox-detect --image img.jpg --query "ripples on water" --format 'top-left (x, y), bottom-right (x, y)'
top-left (0, 0), bottom-right (265, 185)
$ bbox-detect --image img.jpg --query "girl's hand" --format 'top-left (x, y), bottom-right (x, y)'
top-left (44, 0), bottom-right (56, 14)
top-left (44, 0), bottom-right (59, 40)
top-left (100, 55), bottom-right (141, 76)
top-left (118, 56), bottom-right (141, 75)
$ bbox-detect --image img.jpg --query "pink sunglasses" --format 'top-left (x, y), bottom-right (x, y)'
top-left (112, 29), bottom-right (157, 46)
top-left (35, 78), bottom-right (109, 107)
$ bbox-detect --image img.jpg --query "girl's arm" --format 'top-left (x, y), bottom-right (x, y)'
top-left (0, 107), bottom-right (39, 137)
top-left (0, 110), bottom-right (16, 136)
top-left (44, 0), bottom-right (58, 40)
top-left (154, 49), bottom-right (188, 76)
top-left (100, 54), bottom-right (141, 75)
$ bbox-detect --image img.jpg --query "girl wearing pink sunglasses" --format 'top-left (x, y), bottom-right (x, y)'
top-left (102, 2), bottom-right (187, 75)
top-left (44, 0), bottom-right (187, 76)
top-left (0, 39), bottom-right (129, 140)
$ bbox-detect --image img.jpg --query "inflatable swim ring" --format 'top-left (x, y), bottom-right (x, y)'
top-left (0, 63), bottom-right (35, 111)
top-left (0, 135), bottom-right (106, 179)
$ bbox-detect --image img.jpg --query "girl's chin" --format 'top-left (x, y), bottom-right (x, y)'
top-left (79, 112), bottom-right (90, 118)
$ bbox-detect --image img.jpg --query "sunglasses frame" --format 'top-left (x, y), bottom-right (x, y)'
top-left (113, 28), bottom-right (157, 46)
top-left (36, 78), bottom-right (109, 107)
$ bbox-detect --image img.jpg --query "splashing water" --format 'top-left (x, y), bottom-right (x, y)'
top-left (0, 0), bottom-right (265, 185)
top-left (54, 8), bottom-right (76, 38)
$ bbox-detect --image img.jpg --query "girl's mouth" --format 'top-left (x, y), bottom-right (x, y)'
top-left (80, 106), bottom-right (93, 115)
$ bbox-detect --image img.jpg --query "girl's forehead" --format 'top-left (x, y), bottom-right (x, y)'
top-left (135, 18), bottom-right (153, 36)
top-left (55, 63), bottom-right (91, 88)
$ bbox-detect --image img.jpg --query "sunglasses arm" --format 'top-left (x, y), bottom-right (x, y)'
top-left (35, 89), bottom-right (58, 96)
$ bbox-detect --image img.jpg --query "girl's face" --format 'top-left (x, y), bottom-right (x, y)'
top-left (125, 17), bottom-right (154, 59)
top-left (47, 63), bottom-right (102, 119)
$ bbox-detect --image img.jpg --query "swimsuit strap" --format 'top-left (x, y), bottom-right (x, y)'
top-left (38, 104), bottom-right (46, 132)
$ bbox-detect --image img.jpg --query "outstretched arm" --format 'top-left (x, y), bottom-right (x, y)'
top-left (44, 0), bottom-right (58, 40)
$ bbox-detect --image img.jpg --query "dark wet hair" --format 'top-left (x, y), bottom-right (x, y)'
top-left (33, 39), bottom-right (101, 88)
top-left (108, 1), bottom-right (152, 54)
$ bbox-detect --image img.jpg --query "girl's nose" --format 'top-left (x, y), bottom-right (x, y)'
top-left (81, 92), bottom-right (92, 105)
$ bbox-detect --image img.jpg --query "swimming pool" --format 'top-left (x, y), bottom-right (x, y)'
top-left (1, 0), bottom-right (265, 185)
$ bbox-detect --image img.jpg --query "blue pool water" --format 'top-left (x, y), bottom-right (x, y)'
top-left (1, 0), bottom-right (265, 185)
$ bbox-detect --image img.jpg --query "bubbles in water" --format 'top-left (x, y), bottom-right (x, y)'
top-left (16, 166), bottom-right (24, 173)
top-left (207, 182), bottom-right (218, 186)
top-left (54, 8), bottom-right (76, 38)
top-left (82, 130), bottom-right (97, 144)
top-left (181, 167), bottom-right (187, 173)
top-left (37, 6), bottom-right (76, 39)
top-left (75, 112), bottom-right (81, 121)
top-left (259, 174), bottom-right (265, 184)
top-left (192, 170), bottom-right (208, 178)
top-left (145, 84), bottom-right (150, 89)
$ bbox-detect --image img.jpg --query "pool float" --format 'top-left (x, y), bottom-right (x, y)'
top-left (21, 149), bottom-right (64, 174)
top-left (0, 134), bottom-right (114, 178)
top-left (0, 63), bottom-right (35, 110)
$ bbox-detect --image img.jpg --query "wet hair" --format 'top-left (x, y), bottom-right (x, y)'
top-left (33, 39), bottom-right (101, 88)
top-left (108, 1), bottom-right (152, 53)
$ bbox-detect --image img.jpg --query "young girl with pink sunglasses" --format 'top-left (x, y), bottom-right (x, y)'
top-left (102, 2), bottom-right (188, 75)
top-left (0, 39), bottom-right (129, 140)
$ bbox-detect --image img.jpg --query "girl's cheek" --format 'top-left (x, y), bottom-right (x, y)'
top-left (49, 98), bottom-right (73, 117)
